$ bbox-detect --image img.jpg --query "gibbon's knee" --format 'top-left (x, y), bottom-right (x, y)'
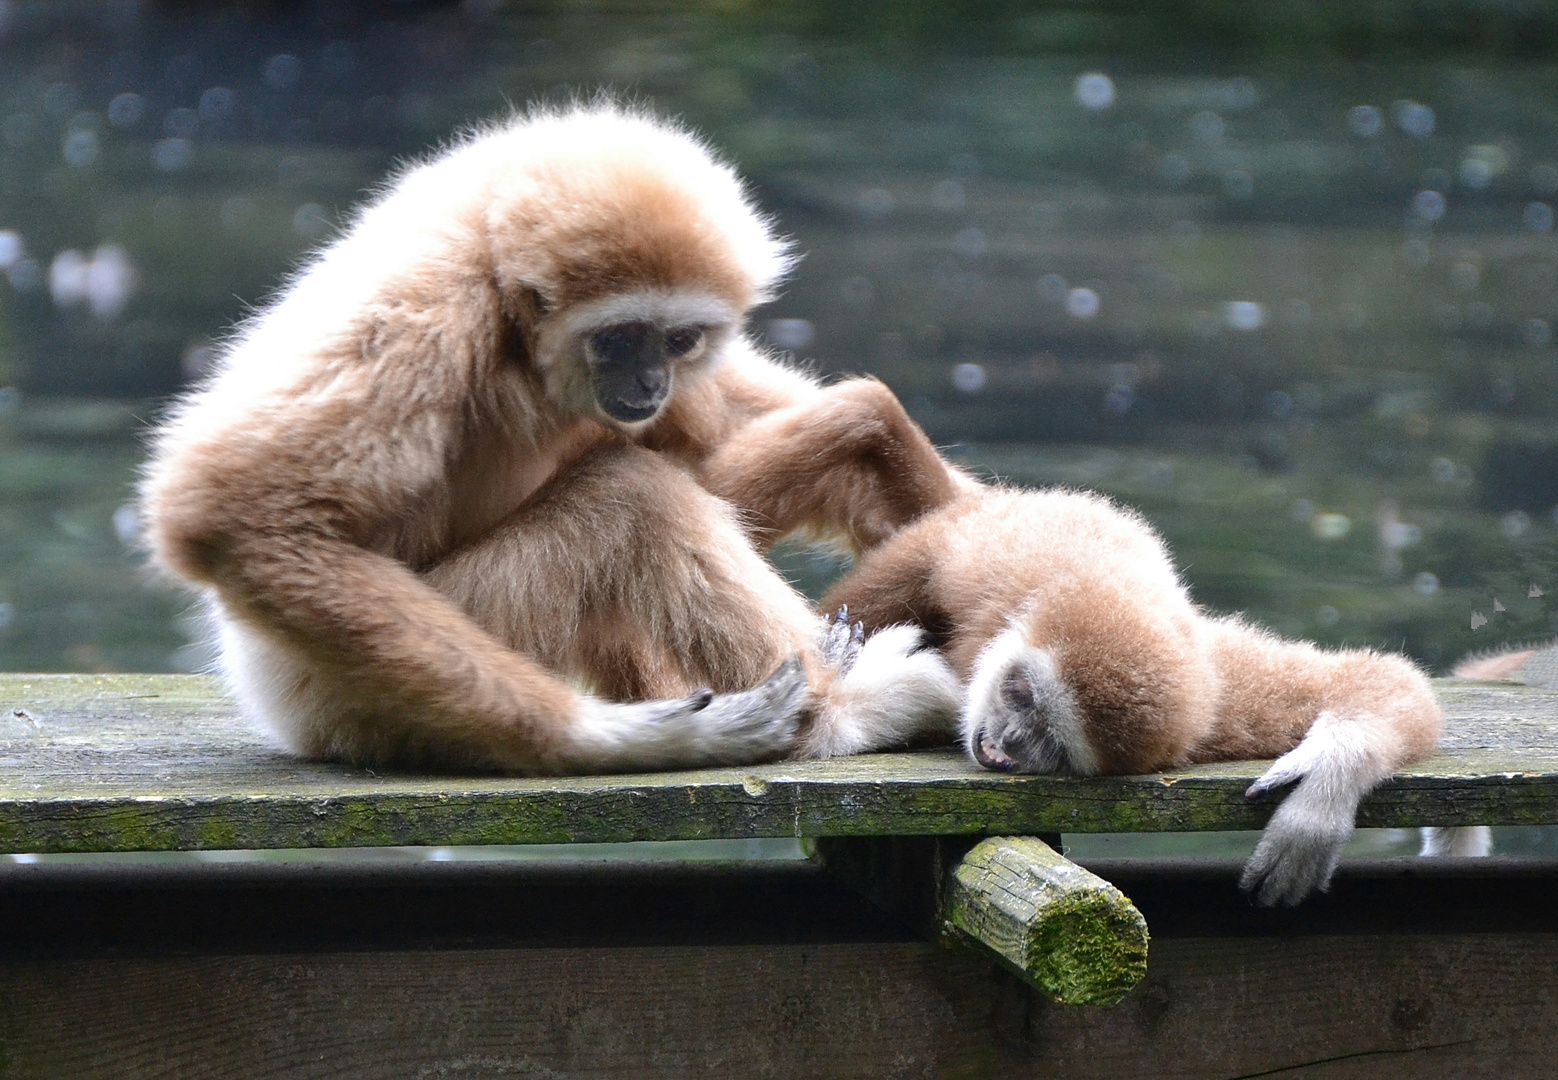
top-left (425, 442), bottom-right (818, 700)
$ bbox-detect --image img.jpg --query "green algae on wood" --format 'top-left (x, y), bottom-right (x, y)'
top-left (3, 674), bottom-right (1558, 854)
top-left (943, 837), bottom-right (1149, 1006)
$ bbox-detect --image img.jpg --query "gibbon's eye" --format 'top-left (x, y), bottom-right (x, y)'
top-left (664, 326), bottom-right (705, 358)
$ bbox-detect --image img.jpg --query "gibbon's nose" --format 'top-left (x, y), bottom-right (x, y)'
top-left (637, 366), bottom-right (669, 396)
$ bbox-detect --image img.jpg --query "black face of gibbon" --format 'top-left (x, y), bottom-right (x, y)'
top-left (586, 321), bottom-right (706, 422)
top-left (971, 670), bottom-right (1075, 775)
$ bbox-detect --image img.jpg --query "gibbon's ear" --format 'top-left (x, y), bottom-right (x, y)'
top-left (502, 285), bottom-right (551, 365)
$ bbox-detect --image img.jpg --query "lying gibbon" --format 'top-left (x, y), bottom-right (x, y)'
top-left (821, 486), bottom-right (1443, 905)
top-left (141, 104), bottom-right (966, 775)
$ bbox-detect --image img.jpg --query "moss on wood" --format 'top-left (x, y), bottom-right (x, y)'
top-left (2, 674), bottom-right (1557, 853)
top-left (943, 837), bottom-right (1149, 1006)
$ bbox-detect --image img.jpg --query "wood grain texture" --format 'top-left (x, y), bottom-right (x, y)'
top-left (3, 934), bottom-right (1556, 1078)
top-left (3, 674), bottom-right (1556, 853)
top-left (944, 837), bottom-right (1148, 1005)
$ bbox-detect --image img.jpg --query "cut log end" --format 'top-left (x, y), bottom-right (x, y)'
top-left (943, 836), bottom-right (1148, 1006)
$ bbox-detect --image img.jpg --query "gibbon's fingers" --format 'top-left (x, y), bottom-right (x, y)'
top-left (1239, 711), bottom-right (1386, 905)
top-left (568, 657), bottom-right (807, 772)
top-left (699, 377), bottom-right (969, 553)
top-left (796, 624), bottom-right (961, 758)
top-left (1240, 783), bottom-right (1354, 906)
top-left (816, 606), bottom-right (865, 676)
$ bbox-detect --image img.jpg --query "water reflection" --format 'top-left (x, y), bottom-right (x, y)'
top-left (0, 3), bottom-right (1556, 672)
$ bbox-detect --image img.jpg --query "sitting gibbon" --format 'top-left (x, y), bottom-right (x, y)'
top-left (141, 104), bottom-right (966, 775)
top-left (821, 486), bottom-right (1444, 905)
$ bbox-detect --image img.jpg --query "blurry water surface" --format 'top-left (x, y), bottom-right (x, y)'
top-left (4, 0), bottom-right (1558, 673)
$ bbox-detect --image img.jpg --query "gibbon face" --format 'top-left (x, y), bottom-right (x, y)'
top-left (550, 288), bottom-right (739, 427)
top-left (477, 108), bottom-right (791, 430)
top-left (963, 633), bottom-right (1101, 778)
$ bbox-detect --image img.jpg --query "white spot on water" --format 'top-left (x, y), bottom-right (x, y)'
top-left (1223, 301), bottom-right (1265, 330)
top-left (1311, 512), bottom-right (1351, 541)
top-left (1065, 287), bottom-right (1100, 319)
top-left (1347, 105), bottom-right (1382, 137)
top-left (952, 363), bottom-right (986, 394)
top-left (1074, 72), bottom-right (1115, 111)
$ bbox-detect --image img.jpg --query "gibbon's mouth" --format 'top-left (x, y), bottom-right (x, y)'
top-left (597, 395), bottom-right (664, 423)
top-left (972, 723), bottom-right (1072, 775)
top-left (591, 365), bottom-right (671, 423)
top-left (973, 731), bottom-right (1018, 772)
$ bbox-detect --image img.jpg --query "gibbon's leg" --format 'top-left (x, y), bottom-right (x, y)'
top-left (210, 563), bottom-right (806, 776)
top-left (190, 428), bottom-right (810, 775)
top-left (1195, 616), bottom-right (1442, 905)
top-left (424, 442), bottom-right (961, 760)
top-left (697, 377), bottom-right (971, 553)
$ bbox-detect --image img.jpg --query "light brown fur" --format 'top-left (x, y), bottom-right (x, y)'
top-left (822, 485), bottom-right (1442, 904)
top-left (141, 105), bottom-right (962, 775)
top-left (1453, 647), bottom-right (1539, 679)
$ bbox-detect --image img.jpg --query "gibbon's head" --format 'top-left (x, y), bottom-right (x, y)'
top-left (475, 105), bottom-right (794, 429)
top-left (962, 629), bottom-right (1102, 779)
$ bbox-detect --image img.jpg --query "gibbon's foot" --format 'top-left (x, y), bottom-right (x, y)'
top-left (817, 605), bottom-right (866, 677)
top-left (568, 657), bottom-right (808, 772)
top-left (1239, 714), bottom-right (1382, 906)
top-left (795, 624), bottom-right (961, 758)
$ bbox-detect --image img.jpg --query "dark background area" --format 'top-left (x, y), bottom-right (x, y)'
top-left (4, 0), bottom-right (1558, 675)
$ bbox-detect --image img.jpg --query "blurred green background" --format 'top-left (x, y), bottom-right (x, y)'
top-left (5, 0), bottom-right (1558, 677)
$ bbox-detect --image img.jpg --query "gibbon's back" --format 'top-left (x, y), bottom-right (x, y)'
top-left (141, 105), bottom-right (793, 572)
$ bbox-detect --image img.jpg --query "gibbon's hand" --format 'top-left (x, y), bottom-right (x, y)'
top-left (817, 605), bottom-right (866, 677)
top-left (1239, 713), bottom-right (1378, 905)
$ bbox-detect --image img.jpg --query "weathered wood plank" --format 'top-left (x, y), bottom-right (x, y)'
top-left (943, 837), bottom-right (1148, 1006)
top-left (3, 934), bottom-right (1557, 1079)
top-left (2, 674), bottom-right (1556, 853)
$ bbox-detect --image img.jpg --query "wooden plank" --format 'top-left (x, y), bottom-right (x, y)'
top-left (3, 934), bottom-right (1557, 1078)
top-left (2, 673), bottom-right (1556, 853)
top-left (943, 837), bottom-right (1148, 1006)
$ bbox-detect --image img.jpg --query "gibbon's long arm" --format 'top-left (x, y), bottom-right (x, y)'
top-left (648, 342), bottom-right (975, 554)
top-left (147, 355), bottom-right (802, 774)
top-left (1195, 617), bottom-right (1442, 905)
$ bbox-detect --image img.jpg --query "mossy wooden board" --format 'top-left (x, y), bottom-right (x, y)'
top-left (2, 673), bottom-right (1556, 854)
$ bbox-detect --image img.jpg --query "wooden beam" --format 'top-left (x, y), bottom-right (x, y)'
top-left (5, 933), bottom-right (1558, 1078)
top-left (3, 673), bottom-right (1557, 853)
top-left (943, 837), bottom-right (1149, 1006)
